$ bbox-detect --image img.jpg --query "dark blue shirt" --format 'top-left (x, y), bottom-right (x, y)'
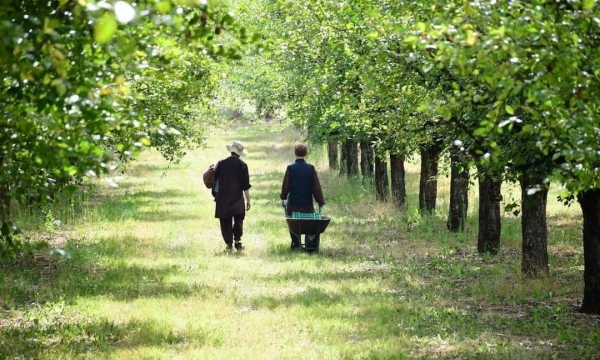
top-left (280, 159), bottom-right (325, 208)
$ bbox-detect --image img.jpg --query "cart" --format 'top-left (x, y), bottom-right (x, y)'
top-left (283, 206), bottom-right (331, 253)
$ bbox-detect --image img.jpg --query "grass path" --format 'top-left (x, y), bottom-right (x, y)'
top-left (1, 125), bottom-right (599, 359)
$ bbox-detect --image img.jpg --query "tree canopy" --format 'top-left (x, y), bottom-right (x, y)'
top-left (0, 0), bottom-right (255, 254)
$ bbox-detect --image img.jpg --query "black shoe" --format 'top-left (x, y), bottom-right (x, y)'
top-left (234, 241), bottom-right (243, 251)
top-left (226, 244), bottom-right (233, 252)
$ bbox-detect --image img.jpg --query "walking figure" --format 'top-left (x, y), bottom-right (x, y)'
top-left (280, 144), bottom-right (325, 250)
top-left (214, 140), bottom-right (251, 251)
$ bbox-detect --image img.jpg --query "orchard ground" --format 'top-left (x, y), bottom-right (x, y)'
top-left (1, 124), bottom-right (599, 359)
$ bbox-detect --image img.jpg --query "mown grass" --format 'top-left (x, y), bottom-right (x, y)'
top-left (1, 123), bottom-right (599, 359)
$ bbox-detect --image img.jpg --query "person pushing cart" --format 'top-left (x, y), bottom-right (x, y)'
top-left (280, 144), bottom-right (327, 251)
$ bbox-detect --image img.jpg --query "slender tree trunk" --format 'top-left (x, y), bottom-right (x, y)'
top-left (375, 155), bottom-right (389, 201)
top-left (390, 154), bottom-right (406, 210)
top-left (419, 145), bottom-right (440, 214)
top-left (447, 154), bottom-right (469, 232)
top-left (359, 141), bottom-right (374, 178)
top-left (578, 190), bottom-right (600, 314)
top-left (339, 140), bottom-right (348, 177)
top-left (327, 141), bottom-right (339, 170)
top-left (346, 140), bottom-right (359, 177)
top-left (0, 183), bottom-right (10, 221)
top-left (520, 175), bottom-right (549, 277)
top-left (0, 182), bottom-right (11, 249)
top-left (478, 176), bottom-right (502, 255)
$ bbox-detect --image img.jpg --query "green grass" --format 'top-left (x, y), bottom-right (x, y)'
top-left (1, 124), bottom-right (599, 359)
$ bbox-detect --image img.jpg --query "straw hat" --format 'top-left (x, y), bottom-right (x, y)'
top-left (226, 140), bottom-right (247, 157)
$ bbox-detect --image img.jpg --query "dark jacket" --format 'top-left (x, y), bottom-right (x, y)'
top-left (214, 156), bottom-right (251, 218)
top-left (280, 159), bottom-right (324, 214)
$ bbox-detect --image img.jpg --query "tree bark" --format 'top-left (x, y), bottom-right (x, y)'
top-left (0, 182), bottom-right (11, 250)
top-left (359, 141), bottom-right (374, 178)
top-left (477, 176), bottom-right (502, 255)
top-left (418, 145), bottom-right (441, 214)
top-left (339, 140), bottom-right (348, 177)
top-left (375, 155), bottom-right (389, 201)
top-left (390, 154), bottom-right (407, 210)
top-left (327, 140), bottom-right (339, 170)
top-left (346, 140), bottom-right (359, 177)
top-left (0, 183), bottom-right (10, 221)
top-left (520, 175), bottom-right (549, 277)
top-left (578, 190), bottom-right (600, 314)
top-left (447, 154), bottom-right (469, 232)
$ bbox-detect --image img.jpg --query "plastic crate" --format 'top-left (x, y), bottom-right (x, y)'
top-left (292, 212), bottom-right (322, 219)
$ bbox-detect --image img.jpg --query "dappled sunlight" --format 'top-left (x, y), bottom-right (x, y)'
top-left (3, 0), bottom-right (599, 353)
top-left (2, 124), bottom-right (598, 359)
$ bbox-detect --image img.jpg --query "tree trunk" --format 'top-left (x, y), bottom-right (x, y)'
top-left (418, 145), bottom-right (440, 214)
top-left (375, 155), bottom-right (389, 202)
top-left (346, 140), bottom-right (359, 177)
top-left (339, 140), bottom-right (348, 177)
top-left (327, 140), bottom-right (339, 170)
top-left (447, 154), bottom-right (469, 232)
top-left (0, 183), bottom-right (10, 222)
top-left (520, 175), bottom-right (549, 277)
top-left (390, 154), bottom-right (406, 210)
top-left (578, 190), bottom-right (600, 314)
top-left (0, 182), bottom-right (11, 251)
top-left (359, 141), bottom-right (374, 178)
top-left (477, 176), bottom-right (502, 255)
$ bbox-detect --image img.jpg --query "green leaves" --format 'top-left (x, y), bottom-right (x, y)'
top-left (583, 0), bottom-right (596, 11)
top-left (0, 0), bottom-right (257, 256)
top-left (406, 0), bottom-right (600, 191)
top-left (156, 1), bottom-right (172, 14)
top-left (440, 106), bottom-right (452, 121)
top-left (404, 36), bottom-right (420, 46)
top-left (94, 13), bottom-right (118, 44)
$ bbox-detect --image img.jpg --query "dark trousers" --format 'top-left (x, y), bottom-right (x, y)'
top-left (286, 206), bottom-right (318, 249)
top-left (219, 213), bottom-right (245, 246)
top-left (290, 231), bottom-right (301, 248)
top-left (285, 204), bottom-right (319, 249)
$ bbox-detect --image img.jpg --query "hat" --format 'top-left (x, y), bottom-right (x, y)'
top-left (294, 144), bottom-right (307, 157)
top-left (226, 140), bottom-right (247, 157)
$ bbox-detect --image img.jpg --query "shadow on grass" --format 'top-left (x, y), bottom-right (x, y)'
top-left (242, 266), bottom-right (600, 359)
top-left (0, 315), bottom-right (211, 359)
top-left (84, 188), bottom-right (205, 223)
top-left (255, 204), bottom-right (597, 359)
top-left (3, 125), bottom-right (593, 359)
top-left (0, 242), bottom-right (217, 309)
top-left (126, 161), bottom-right (176, 175)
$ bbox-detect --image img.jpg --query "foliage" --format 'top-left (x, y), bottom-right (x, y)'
top-left (254, 0), bottom-right (599, 192)
top-left (400, 0), bottom-right (600, 192)
top-left (0, 0), bottom-right (256, 256)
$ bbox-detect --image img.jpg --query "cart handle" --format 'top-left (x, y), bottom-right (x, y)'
top-left (282, 202), bottom-right (323, 216)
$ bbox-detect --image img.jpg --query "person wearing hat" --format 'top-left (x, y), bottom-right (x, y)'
top-left (280, 144), bottom-right (325, 250)
top-left (214, 140), bottom-right (252, 251)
